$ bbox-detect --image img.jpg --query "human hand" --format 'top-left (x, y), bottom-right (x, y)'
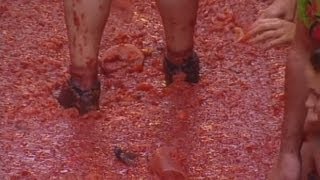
top-left (268, 153), bottom-right (300, 180)
top-left (259, 0), bottom-right (296, 21)
top-left (244, 18), bottom-right (295, 48)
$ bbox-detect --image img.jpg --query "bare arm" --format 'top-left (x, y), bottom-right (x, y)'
top-left (281, 37), bottom-right (309, 155)
top-left (270, 21), bottom-right (311, 179)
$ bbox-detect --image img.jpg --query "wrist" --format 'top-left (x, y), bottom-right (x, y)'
top-left (273, 0), bottom-right (293, 10)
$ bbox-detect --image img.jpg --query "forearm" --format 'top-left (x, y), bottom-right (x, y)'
top-left (274, 0), bottom-right (296, 6)
top-left (280, 49), bottom-right (309, 156)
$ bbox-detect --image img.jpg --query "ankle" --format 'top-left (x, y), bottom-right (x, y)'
top-left (70, 77), bottom-right (99, 91)
top-left (166, 48), bottom-right (194, 65)
top-left (69, 65), bottom-right (99, 90)
top-left (69, 73), bottom-right (99, 91)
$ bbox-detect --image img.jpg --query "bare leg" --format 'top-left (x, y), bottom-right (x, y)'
top-left (58, 0), bottom-right (112, 114)
top-left (64, 0), bottom-right (112, 89)
top-left (156, 0), bottom-right (200, 84)
top-left (156, 0), bottom-right (198, 62)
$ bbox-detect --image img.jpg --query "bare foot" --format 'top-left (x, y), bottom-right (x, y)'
top-left (57, 79), bottom-right (100, 115)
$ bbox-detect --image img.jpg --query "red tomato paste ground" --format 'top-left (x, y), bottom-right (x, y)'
top-left (0, 0), bottom-right (288, 179)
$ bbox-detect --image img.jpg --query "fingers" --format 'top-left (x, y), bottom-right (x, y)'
top-left (264, 35), bottom-right (290, 49)
top-left (245, 19), bottom-right (295, 48)
top-left (248, 30), bottom-right (281, 44)
top-left (244, 19), bottom-right (283, 40)
top-left (250, 18), bottom-right (281, 32)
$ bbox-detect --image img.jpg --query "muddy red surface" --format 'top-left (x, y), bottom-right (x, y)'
top-left (1, 0), bottom-right (287, 179)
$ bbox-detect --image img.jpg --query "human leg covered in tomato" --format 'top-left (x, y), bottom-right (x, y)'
top-left (58, 0), bottom-right (112, 114)
top-left (156, 0), bottom-right (200, 85)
